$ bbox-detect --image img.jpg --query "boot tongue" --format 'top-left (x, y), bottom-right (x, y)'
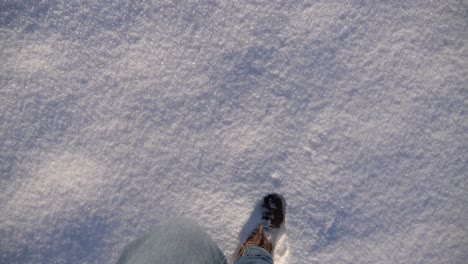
top-left (237, 225), bottom-right (273, 259)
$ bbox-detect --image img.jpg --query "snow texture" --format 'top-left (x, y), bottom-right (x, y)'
top-left (1, 1), bottom-right (467, 263)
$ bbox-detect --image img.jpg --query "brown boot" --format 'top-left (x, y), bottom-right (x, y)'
top-left (237, 194), bottom-right (286, 260)
top-left (237, 226), bottom-right (272, 259)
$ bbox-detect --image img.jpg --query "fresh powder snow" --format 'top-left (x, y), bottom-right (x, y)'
top-left (1, 1), bottom-right (466, 264)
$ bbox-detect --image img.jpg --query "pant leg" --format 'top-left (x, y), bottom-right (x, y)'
top-left (235, 246), bottom-right (274, 264)
top-left (117, 218), bottom-right (227, 264)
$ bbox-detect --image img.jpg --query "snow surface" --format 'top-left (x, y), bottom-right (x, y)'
top-left (1, 1), bottom-right (467, 263)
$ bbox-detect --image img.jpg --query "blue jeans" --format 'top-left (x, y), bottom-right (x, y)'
top-left (117, 218), bottom-right (273, 264)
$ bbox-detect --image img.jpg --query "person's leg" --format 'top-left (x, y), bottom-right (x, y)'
top-left (117, 218), bottom-right (227, 264)
top-left (235, 246), bottom-right (274, 264)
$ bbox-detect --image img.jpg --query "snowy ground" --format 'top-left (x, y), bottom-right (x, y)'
top-left (1, 1), bottom-right (467, 263)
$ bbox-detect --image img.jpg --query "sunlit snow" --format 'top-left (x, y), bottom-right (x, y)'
top-left (1, 1), bottom-right (466, 263)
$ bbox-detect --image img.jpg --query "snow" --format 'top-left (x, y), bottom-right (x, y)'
top-left (1, 1), bottom-right (467, 263)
